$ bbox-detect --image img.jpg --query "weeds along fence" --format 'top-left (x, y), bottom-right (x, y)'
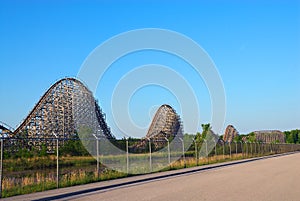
top-left (0, 137), bottom-right (299, 198)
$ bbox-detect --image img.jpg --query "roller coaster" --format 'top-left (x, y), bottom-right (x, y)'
top-left (131, 104), bottom-right (183, 150)
top-left (146, 104), bottom-right (183, 148)
top-left (1, 78), bottom-right (114, 151)
top-left (0, 121), bottom-right (14, 137)
top-left (1, 78), bottom-right (183, 152)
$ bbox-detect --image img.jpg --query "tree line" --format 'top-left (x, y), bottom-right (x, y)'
top-left (284, 129), bottom-right (300, 144)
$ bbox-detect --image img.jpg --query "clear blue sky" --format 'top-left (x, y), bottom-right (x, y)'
top-left (0, 1), bottom-right (299, 137)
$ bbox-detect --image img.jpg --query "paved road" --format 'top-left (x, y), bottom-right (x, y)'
top-left (68, 153), bottom-right (300, 201)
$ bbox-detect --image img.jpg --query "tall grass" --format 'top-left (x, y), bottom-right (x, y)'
top-left (0, 150), bottom-right (286, 198)
top-left (2, 166), bottom-right (127, 198)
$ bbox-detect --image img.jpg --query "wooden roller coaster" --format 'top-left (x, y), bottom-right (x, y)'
top-left (2, 78), bottom-right (114, 152)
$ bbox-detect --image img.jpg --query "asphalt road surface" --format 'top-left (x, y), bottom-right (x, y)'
top-left (67, 153), bottom-right (300, 201)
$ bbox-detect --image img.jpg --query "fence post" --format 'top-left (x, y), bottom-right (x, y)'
top-left (54, 135), bottom-right (59, 189)
top-left (194, 139), bottom-right (198, 166)
top-left (96, 138), bottom-right (99, 177)
top-left (246, 142), bottom-right (248, 157)
top-left (204, 139), bottom-right (208, 163)
top-left (222, 141), bottom-right (225, 159)
top-left (270, 143), bottom-right (272, 154)
top-left (229, 142), bottom-right (231, 158)
top-left (0, 138), bottom-right (3, 198)
top-left (165, 137), bottom-right (170, 165)
top-left (126, 138), bottom-right (129, 174)
top-left (93, 134), bottom-right (100, 178)
top-left (235, 141), bottom-right (237, 156)
top-left (147, 138), bottom-right (152, 172)
top-left (240, 141), bottom-right (244, 158)
top-left (179, 138), bottom-right (185, 167)
top-left (214, 138), bottom-right (217, 160)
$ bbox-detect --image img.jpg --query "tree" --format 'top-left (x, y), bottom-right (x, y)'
top-left (39, 144), bottom-right (48, 157)
top-left (248, 132), bottom-right (256, 142)
top-left (284, 129), bottom-right (300, 144)
top-left (291, 129), bottom-right (300, 143)
top-left (60, 133), bottom-right (90, 156)
top-left (201, 123), bottom-right (211, 139)
top-left (219, 135), bottom-right (223, 140)
top-left (194, 123), bottom-right (213, 153)
top-left (233, 134), bottom-right (244, 142)
top-left (286, 130), bottom-right (294, 144)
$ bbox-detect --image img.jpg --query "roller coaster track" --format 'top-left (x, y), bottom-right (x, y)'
top-left (2, 79), bottom-right (184, 152)
top-left (146, 104), bottom-right (182, 139)
top-left (145, 104), bottom-right (183, 149)
top-left (0, 121), bottom-right (14, 137)
top-left (8, 77), bottom-right (113, 150)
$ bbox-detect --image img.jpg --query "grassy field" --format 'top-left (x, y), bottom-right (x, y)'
top-left (1, 151), bottom-right (269, 198)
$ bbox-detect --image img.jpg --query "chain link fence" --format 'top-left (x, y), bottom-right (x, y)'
top-left (0, 137), bottom-right (299, 198)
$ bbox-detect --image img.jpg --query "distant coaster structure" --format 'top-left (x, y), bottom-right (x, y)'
top-left (133, 104), bottom-right (184, 150)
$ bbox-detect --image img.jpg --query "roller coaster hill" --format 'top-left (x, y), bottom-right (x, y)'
top-left (0, 78), bottom-right (115, 153)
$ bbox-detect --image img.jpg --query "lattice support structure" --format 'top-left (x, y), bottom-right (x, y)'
top-left (145, 104), bottom-right (183, 149)
top-left (11, 78), bottom-right (113, 151)
top-left (0, 121), bottom-right (13, 138)
top-left (253, 130), bottom-right (285, 143)
top-left (223, 125), bottom-right (239, 143)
